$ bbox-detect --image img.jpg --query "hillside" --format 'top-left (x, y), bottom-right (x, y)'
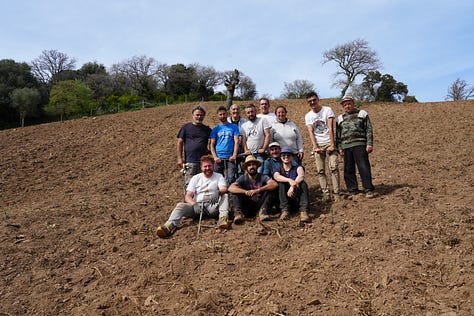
top-left (1, 99), bottom-right (473, 315)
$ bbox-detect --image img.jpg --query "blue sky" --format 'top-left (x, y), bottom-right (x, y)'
top-left (1, 0), bottom-right (473, 102)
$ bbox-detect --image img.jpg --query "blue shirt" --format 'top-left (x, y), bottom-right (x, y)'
top-left (210, 123), bottom-right (240, 159)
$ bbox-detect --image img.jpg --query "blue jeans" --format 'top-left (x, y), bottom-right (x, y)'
top-left (342, 145), bottom-right (375, 194)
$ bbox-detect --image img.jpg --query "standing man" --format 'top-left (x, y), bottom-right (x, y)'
top-left (227, 103), bottom-right (247, 130)
top-left (228, 155), bottom-right (278, 223)
top-left (305, 91), bottom-right (341, 202)
top-left (177, 105), bottom-right (212, 192)
top-left (210, 106), bottom-right (240, 185)
top-left (241, 104), bottom-right (271, 171)
top-left (156, 155), bottom-right (230, 238)
top-left (228, 104), bottom-right (247, 177)
top-left (336, 95), bottom-right (377, 199)
top-left (257, 97), bottom-right (277, 124)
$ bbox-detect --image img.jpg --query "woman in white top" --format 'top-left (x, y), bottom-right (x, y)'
top-left (271, 105), bottom-right (304, 164)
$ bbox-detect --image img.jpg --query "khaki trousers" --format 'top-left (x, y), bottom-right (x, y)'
top-left (313, 143), bottom-right (340, 194)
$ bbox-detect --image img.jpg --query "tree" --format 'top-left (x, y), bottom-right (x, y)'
top-left (110, 55), bottom-right (160, 100)
top-left (0, 59), bottom-right (43, 128)
top-left (223, 69), bottom-right (240, 108)
top-left (446, 78), bottom-right (474, 101)
top-left (322, 39), bottom-right (381, 97)
top-left (165, 63), bottom-right (195, 97)
top-left (45, 80), bottom-right (95, 121)
top-left (376, 74), bottom-right (408, 102)
top-left (30, 49), bottom-right (76, 85)
top-left (280, 79), bottom-right (315, 99)
top-left (236, 74), bottom-right (257, 100)
top-left (10, 87), bottom-right (41, 127)
top-left (361, 71), bottom-right (382, 101)
top-left (189, 64), bottom-right (220, 101)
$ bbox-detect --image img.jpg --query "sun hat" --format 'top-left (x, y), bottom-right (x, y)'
top-left (269, 142), bottom-right (280, 148)
top-left (242, 155), bottom-right (262, 169)
top-left (280, 147), bottom-right (294, 155)
top-left (340, 95), bottom-right (354, 104)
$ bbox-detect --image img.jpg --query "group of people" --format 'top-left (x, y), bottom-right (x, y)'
top-left (156, 93), bottom-right (376, 238)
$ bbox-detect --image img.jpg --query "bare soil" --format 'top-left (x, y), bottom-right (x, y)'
top-left (1, 99), bottom-right (473, 315)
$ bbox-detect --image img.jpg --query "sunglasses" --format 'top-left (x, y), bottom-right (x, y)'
top-left (281, 153), bottom-right (292, 157)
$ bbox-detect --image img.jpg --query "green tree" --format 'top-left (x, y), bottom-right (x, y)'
top-left (376, 74), bottom-right (408, 102)
top-left (46, 80), bottom-right (95, 121)
top-left (322, 39), bottom-right (381, 97)
top-left (166, 63), bottom-right (195, 97)
top-left (361, 71), bottom-right (382, 100)
top-left (0, 59), bottom-right (43, 128)
top-left (10, 87), bottom-right (41, 127)
top-left (280, 79), bottom-right (315, 99)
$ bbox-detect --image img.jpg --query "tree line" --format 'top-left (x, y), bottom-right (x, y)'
top-left (2, 39), bottom-right (471, 129)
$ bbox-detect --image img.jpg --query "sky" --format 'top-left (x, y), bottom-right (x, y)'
top-left (1, 0), bottom-right (473, 102)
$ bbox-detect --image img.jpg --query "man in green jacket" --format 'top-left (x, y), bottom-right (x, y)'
top-left (336, 95), bottom-right (377, 199)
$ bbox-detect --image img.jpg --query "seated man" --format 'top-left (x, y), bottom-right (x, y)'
top-left (273, 147), bottom-right (311, 222)
top-left (228, 155), bottom-right (278, 223)
top-left (156, 155), bottom-right (230, 238)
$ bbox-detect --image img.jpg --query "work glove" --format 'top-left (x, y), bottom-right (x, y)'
top-left (208, 194), bottom-right (220, 206)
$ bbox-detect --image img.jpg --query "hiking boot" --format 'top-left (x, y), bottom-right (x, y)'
top-left (156, 223), bottom-right (176, 238)
top-left (322, 193), bottom-right (331, 202)
top-left (217, 216), bottom-right (230, 230)
top-left (280, 209), bottom-right (290, 221)
top-left (300, 211), bottom-right (310, 223)
top-left (365, 191), bottom-right (378, 199)
top-left (258, 209), bottom-right (271, 221)
top-left (233, 210), bottom-right (244, 224)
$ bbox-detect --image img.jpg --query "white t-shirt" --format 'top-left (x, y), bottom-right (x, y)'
top-left (305, 106), bottom-right (335, 144)
top-left (257, 112), bottom-right (277, 124)
top-left (241, 117), bottom-right (271, 153)
top-left (187, 172), bottom-right (226, 203)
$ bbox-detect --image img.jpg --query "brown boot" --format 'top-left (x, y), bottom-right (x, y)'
top-left (258, 209), bottom-right (271, 221)
top-left (280, 209), bottom-right (290, 220)
top-left (300, 211), bottom-right (310, 223)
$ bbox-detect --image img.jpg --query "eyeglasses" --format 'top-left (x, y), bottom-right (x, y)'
top-left (269, 147), bottom-right (280, 151)
top-left (307, 98), bottom-right (318, 103)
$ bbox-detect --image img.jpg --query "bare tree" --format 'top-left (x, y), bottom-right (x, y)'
top-left (30, 49), bottom-right (76, 85)
top-left (110, 55), bottom-right (161, 99)
top-left (236, 74), bottom-right (257, 100)
top-left (322, 39), bottom-right (381, 97)
top-left (280, 79), bottom-right (315, 99)
top-left (446, 78), bottom-right (474, 101)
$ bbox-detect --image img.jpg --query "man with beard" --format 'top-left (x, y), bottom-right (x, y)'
top-left (177, 105), bottom-right (212, 193)
top-left (156, 155), bottom-right (230, 238)
top-left (228, 155), bottom-right (278, 223)
top-left (210, 106), bottom-right (240, 185)
top-left (241, 104), bottom-right (271, 172)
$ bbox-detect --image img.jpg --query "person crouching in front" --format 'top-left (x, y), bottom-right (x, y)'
top-left (228, 155), bottom-right (278, 223)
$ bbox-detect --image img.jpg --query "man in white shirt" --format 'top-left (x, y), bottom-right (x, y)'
top-left (156, 155), bottom-right (230, 238)
top-left (241, 104), bottom-right (271, 171)
top-left (256, 97), bottom-right (276, 124)
top-left (305, 91), bottom-right (341, 202)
